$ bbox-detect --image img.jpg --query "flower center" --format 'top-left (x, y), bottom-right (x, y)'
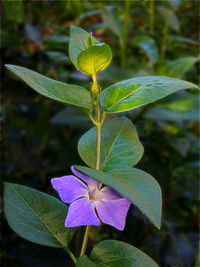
top-left (89, 187), bottom-right (101, 201)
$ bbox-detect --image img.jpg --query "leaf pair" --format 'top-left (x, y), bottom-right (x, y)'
top-left (5, 63), bottom-right (198, 116)
top-left (4, 182), bottom-right (158, 266)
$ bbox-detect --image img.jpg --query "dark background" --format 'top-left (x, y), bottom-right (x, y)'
top-left (1, 0), bottom-right (199, 266)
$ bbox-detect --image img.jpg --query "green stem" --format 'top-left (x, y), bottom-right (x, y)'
top-left (149, 0), bottom-right (154, 33)
top-left (157, 20), bottom-right (169, 74)
top-left (80, 73), bottom-right (102, 257)
top-left (121, 0), bottom-right (130, 68)
top-left (64, 247), bottom-right (77, 264)
top-left (95, 123), bottom-right (101, 170)
top-left (80, 225), bottom-right (91, 256)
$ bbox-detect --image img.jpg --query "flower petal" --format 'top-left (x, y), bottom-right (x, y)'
top-left (95, 198), bottom-right (131, 230)
top-left (65, 198), bottom-right (100, 227)
top-left (51, 175), bottom-right (88, 203)
top-left (71, 167), bottom-right (101, 190)
top-left (100, 186), bottom-right (124, 200)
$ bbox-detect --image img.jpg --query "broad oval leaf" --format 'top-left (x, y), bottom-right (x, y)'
top-left (76, 240), bottom-right (159, 267)
top-left (78, 43), bottom-right (112, 76)
top-left (100, 76), bottom-right (198, 113)
top-left (4, 183), bottom-right (76, 247)
top-left (5, 64), bottom-right (92, 114)
top-left (74, 166), bottom-right (162, 229)
top-left (78, 117), bottom-right (144, 170)
top-left (69, 25), bottom-right (98, 71)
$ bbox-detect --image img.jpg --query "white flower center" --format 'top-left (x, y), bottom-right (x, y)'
top-left (89, 187), bottom-right (102, 201)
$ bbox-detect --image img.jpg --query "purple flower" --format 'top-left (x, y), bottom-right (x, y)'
top-left (51, 167), bottom-right (131, 230)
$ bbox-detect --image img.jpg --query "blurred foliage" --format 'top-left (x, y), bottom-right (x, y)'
top-left (1, 0), bottom-right (199, 266)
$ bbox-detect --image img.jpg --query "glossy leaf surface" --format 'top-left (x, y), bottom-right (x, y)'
top-left (74, 166), bottom-right (162, 228)
top-left (78, 43), bottom-right (112, 75)
top-left (69, 25), bottom-right (98, 71)
top-left (76, 240), bottom-right (159, 266)
top-left (78, 117), bottom-right (143, 170)
top-left (100, 76), bottom-right (198, 113)
top-left (5, 64), bottom-right (92, 114)
top-left (4, 183), bottom-right (76, 247)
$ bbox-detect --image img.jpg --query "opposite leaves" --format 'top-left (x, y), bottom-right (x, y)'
top-left (76, 240), bottom-right (159, 267)
top-left (100, 76), bottom-right (198, 113)
top-left (4, 183), bottom-right (76, 248)
top-left (78, 117), bottom-right (144, 170)
top-left (5, 64), bottom-right (92, 114)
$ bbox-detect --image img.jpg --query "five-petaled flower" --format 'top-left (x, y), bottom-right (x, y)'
top-left (51, 167), bottom-right (131, 230)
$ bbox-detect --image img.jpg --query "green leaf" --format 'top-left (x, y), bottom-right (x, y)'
top-left (51, 107), bottom-right (91, 129)
top-left (78, 43), bottom-right (112, 75)
top-left (69, 25), bottom-right (98, 71)
top-left (145, 107), bottom-right (199, 121)
top-left (100, 76), bottom-right (198, 113)
top-left (163, 57), bottom-right (199, 78)
top-left (43, 35), bottom-right (69, 45)
top-left (78, 117), bottom-right (143, 170)
top-left (46, 51), bottom-right (69, 64)
top-left (5, 64), bottom-right (92, 114)
top-left (74, 166), bottom-right (162, 229)
top-left (132, 35), bottom-right (159, 64)
top-left (4, 183), bottom-right (76, 247)
top-left (3, 0), bottom-right (24, 24)
top-left (76, 240), bottom-right (159, 266)
top-left (101, 6), bottom-right (123, 39)
top-left (159, 7), bottom-right (180, 32)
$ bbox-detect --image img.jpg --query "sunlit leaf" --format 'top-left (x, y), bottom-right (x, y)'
top-left (78, 43), bottom-right (112, 75)
top-left (69, 25), bottom-right (98, 71)
top-left (100, 76), bottom-right (198, 113)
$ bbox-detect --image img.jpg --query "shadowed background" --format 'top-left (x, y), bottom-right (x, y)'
top-left (1, 0), bottom-right (199, 266)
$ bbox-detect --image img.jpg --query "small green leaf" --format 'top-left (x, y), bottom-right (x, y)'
top-left (5, 64), bottom-right (92, 114)
top-left (159, 7), bottom-right (180, 32)
top-left (74, 166), bottom-right (162, 229)
top-left (69, 25), bottom-right (98, 71)
top-left (163, 57), bottom-right (199, 78)
top-left (51, 107), bottom-right (91, 129)
top-left (76, 240), bottom-right (159, 266)
top-left (101, 6), bottom-right (123, 39)
top-left (4, 183), bottom-right (76, 247)
top-left (100, 76), bottom-right (198, 113)
top-left (145, 107), bottom-right (199, 121)
top-left (78, 117), bottom-right (143, 170)
top-left (132, 35), bottom-right (159, 64)
top-left (78, 43), bottom-right (112, 75)
top-left (43, 35), bottom-right (69, 45)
